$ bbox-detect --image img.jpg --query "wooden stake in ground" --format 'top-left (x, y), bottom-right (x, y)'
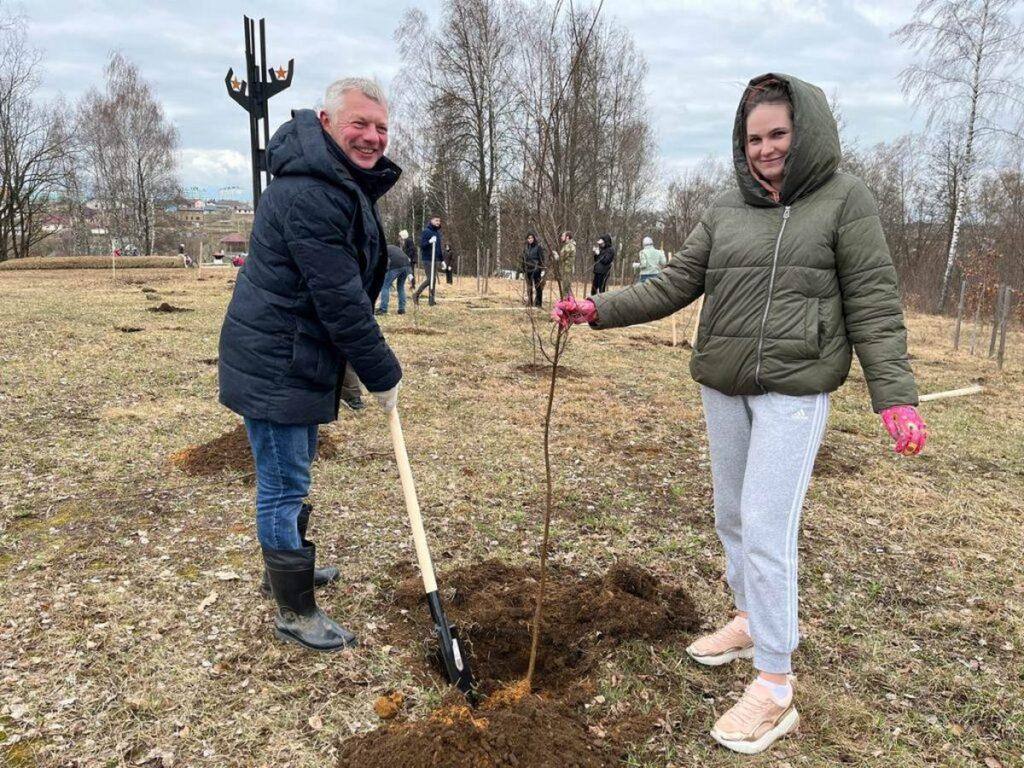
top-left (671, 312), bottom-right (678, 347)
top-left (989, 284), bottom-right (1005, 358)
top-left (690, 294), bottom-right (705, 348)
top-left (997, 287), bottom-right (1014, 371)
top-left (953, 279), bottom-right (967, 350)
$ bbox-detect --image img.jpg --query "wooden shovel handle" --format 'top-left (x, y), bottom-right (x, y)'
top-left (388, 408), bottom-right (438, 594)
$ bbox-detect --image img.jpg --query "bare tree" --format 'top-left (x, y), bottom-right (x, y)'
top-left (893, 0), bottom-right (1024, 310)
top-left (0, 7), bottom-right (74, 260)
top-left (77, 53), bottom-right (179, 255)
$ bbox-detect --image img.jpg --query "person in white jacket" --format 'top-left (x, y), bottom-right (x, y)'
top-left (633, 236), bottom-right (666, 283)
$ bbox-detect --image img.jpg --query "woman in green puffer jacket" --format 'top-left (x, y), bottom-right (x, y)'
top-left (554, 73), bottom-right (929, 755)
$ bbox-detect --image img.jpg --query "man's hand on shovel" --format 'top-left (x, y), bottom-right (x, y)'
top-left (371, 383), bottom-right (400, 412)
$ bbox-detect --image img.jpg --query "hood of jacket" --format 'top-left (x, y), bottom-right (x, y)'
top-left (598, 234), bottom-right (613, 249)
top-left (267, 109), bottom-right (401, 202)
top-left (732, 73), bottom-right (840, 207)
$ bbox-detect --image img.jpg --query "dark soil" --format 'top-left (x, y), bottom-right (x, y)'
top-left (815, 440), bottom-right (866, 477)
top-left (167, 423), bottom-right (339, 481)
top-left (393, 559), bottom-right (700, 691)
top-left (337, 692), bottom-right (613, 768)
top-left (514, 363), bottom-right (586, 379)
top-left (628, 333), bottom-right (687, 349)
top-left (147, 302), bottom-right (192, 313)
top-left (388, 327), bottom-right (445, 336)
top-left (116, 325), bottom-right (144, 333)
top-left (140, 287), bottom-right (158, 294)
top-left (198, 357), bottom-right (218, 365)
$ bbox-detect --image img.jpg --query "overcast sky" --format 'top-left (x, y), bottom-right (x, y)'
top-left (26, 0), bottom-right (931, 199)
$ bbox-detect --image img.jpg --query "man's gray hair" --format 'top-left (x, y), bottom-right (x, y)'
top-left (322, 77), bottom-right (388, 116)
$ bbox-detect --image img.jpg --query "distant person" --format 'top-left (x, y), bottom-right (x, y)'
top-left (555, 231), bottom-right (576, 297)
top-left (591, 234), bottom-right (615, 294)
top-left (400, 228), bottom-right (417, 287)
top-left (443, 243), bottom-right (455, 284)
top-left (376, 240), bottom-right (411, 315)
top-left (522, 231), bottom-right (546, 307)
top-left (217, 76), bottom-right (403, 653)
top-left (554, 73), bottom-right (928, 755)
top-left (413, 216), bottom-right (446, 306)
top-left (634, 236), bottom-right (666, 283)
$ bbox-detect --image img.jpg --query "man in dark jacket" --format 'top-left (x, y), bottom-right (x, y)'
top-left (591, 233), bottom-right (615, 294)
top-left (522, 231), bottom-right (546, 307)
top-left (376, 241), bottom-right (411, 315)
top-left (218, 77), bottom-right (402, 652)
top-left (413, 216), bottom-right (446, 305)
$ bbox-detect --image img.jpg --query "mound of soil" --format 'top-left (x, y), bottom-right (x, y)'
top-left (394, 560), bottom-right (699, 691)
top-left (140, 287), bottom-right (158, 294)
top-left (338, 692), bottom-right (612, 768)
top-left (198, 357), bottom-right (218, 365)
top-left (628, 334), bottom-right (683, 348)
top-left (168, 423), bottom-right (340, 479)
top-left (116, 325), bottom-right (144, 333)
top-left (815, 441), bottom-right (866, 477)
top-left (147, 302), bottom-right (192, 313)
top-left (389, 327), bottom-right (445, 336)
top-left (514, 363), bottom-right (585, 379)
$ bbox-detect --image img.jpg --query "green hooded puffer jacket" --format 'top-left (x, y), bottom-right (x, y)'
top-left (591, 73), bottom-right (918, 412)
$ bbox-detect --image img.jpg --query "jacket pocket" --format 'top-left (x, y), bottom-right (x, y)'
top-left (287, 331), bottom-right (334, 388)
top-left (803, 298), bottom-right (821, 357)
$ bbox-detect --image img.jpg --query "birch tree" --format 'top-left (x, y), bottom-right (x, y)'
top-left (893, 0), bottom-right (1024, 310)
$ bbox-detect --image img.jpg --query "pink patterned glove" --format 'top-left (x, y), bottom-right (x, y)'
top-left (551, 296), bottom-right (597, 329)
top-left (880, 405), bottom-right (928, 456)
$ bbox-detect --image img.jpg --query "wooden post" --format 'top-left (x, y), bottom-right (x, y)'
top-left (969, 289), bottom-right (983, 356)
top-left (197, 242), bottom-right (204, 280)
top-left (476, 246), bottom-right (481, 295)
top-left (671, 313), bottom-right (678, 347)
top-left (988, 284), bottom-right (1004, 358)
top-left (690, 294), bottom-right (704, 348)
top-left (953, 279), bottom-right (967, 350)
top-left (997, 287), bottom-right (1014, 370)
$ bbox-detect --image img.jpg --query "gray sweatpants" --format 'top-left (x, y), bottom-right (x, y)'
top-left (700, 385), bottom-right (829, 674)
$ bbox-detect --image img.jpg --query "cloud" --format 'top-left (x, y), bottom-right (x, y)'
top-left (176, 148), bottom-right (252, 192)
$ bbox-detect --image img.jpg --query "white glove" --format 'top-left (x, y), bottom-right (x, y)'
top-left (631, 261), bottom-right (640, 269)
top-left (371, 383), bottom-right (400, 412)
top-left (439, 261), bottom-right (448, 271)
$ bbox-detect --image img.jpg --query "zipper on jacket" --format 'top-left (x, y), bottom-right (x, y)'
top-left (754, 205), bottom-right (791, 390)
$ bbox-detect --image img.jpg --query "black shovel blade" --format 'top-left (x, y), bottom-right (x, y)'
top-left (426, 590), bottom-right (475, 697)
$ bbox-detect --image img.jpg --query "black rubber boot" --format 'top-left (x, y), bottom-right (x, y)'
top-left (260, 504), bottom-right (340, 597)
top-left (261, 544), bottom-right (357, 651)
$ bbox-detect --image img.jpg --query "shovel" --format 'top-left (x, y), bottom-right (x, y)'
top-left (387, 407), bottom-right (475, 697)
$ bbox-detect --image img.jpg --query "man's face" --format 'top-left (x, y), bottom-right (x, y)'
top-left (319, 90), bottom-right (389, 170)
top-left (430, 217), bottom-right (441, 229)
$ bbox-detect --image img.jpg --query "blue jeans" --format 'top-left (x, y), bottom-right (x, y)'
top-left (638, 273), bottom-right (656, 283)
top-left (243, 417), bottom-right (319, 550)
top-left (379, 266), bottom-right (410, 312)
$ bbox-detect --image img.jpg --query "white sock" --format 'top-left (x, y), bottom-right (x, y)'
top-left (756, 677), bottom-right (792, 705)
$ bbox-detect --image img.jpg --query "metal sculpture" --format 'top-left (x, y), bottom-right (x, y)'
top-left (224, 16), bottom-right (293, 209)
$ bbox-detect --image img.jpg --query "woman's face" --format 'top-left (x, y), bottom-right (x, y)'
top-left (527, 235), bottom-right (535, 244)
top-left (745, 103), bottom-right (792, 187)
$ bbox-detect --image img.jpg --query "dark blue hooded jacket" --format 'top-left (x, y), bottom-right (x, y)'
top-left (218, 109), bottom-right (402, 424)
top-left (419, 221), bottom-right (443, 264)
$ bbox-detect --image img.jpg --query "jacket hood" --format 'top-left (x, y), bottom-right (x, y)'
top-left (599, 234), bottom-right (613, 248)
top-left (732, 73), bottom-right (840, 207)
top-left (267, 109), bottom-right (401, 202)
top-left (526, 230), bottom-right (539, 242)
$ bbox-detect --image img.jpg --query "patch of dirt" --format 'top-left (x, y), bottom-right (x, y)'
top-left (147, 302), bottom-right (192, 313)
top-left (140, 287), bottom-right (158, 294)
top-left (388, 327), bottom-right (445, 336)
top-left (628, 334), bottom-right (688, 349)
top-left (514, 363), bottom-right (586, 379)
top-left (338, 691), bottom-right (612, 768)
top-left (167, 423), bottom-right (340, 481)
top-left (198, 357), bottom-right (218, 365)
top-left (393, 559), bottom-right (699, 692)
top-left (815, 441), bottom-right (866, 477)
top-left (115, 325), bottom-right (144, 333)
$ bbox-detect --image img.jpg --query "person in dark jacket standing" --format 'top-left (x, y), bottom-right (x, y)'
top-left (413, 216), bottom-right (446, 305)
top-left (591, 234), bottom-right (615, 295)
top-left (400, 229), bottom-right (417, 287)
top-left (376, 241), bottom-right (411, 315)
top-left (218, 77), bottom-right (403, 653)
top-left (522, 231), bottom-right (546, 307)
top-left (555, 74), bottom-right (928, 754)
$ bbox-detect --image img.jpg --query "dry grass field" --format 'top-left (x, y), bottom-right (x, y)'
top-left (1, 268), bottom-right (1022, 767)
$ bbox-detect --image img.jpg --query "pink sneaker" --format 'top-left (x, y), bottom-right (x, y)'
top-left (711, 678), bottom-right (799, 754)
top-left (686, 616), bottom-right (754, 666)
